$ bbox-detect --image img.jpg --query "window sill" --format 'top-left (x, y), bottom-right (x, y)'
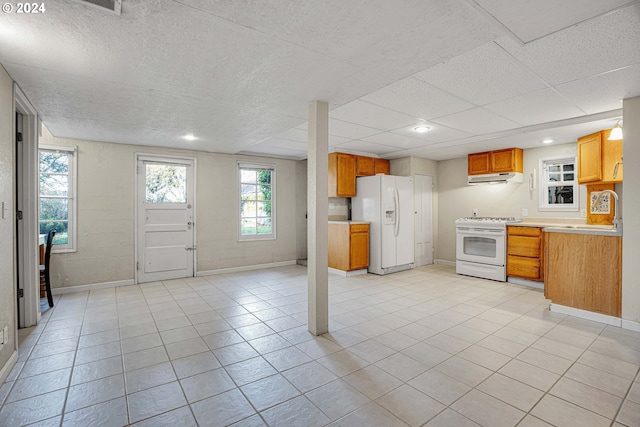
top-left (238, 236), bottom-right (276, 242)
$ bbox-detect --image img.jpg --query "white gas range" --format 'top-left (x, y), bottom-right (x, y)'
top-left (455, 216), bottom-right (520, 282)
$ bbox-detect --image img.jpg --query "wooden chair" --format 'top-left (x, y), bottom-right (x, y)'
top-left (39, 229), bottom-right (56, 308)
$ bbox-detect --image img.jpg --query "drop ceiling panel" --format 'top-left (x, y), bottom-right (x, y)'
top-left (472, 0), bottom-right (634, 42)
top-left (413, 41), bottom-right (548, 106)
top-left (392, 124), bottom-right (473, 143)
top-left (432, 107), bottom-right (522, 135)
top-left (325, 119), bottom-right (382, 140)
top-left (182, 0), bottom-right (501, 80)
top-left (496, 5), bottom-right (640, 86)
top-left (361, 77), bottom-right (474, 120)
top-left (484, 88), bottom-right (585, 126)
top-left (258, 138), bottom-right (308, 152)
top-left (329, 100), bottom-right (419, 131)
top-left (241, 145), bottom-right (306, 159)
top-left (556, 64), bottom-right (640, 114)
top-left (361, 132), bottom-right (435, 149)
top-left (333, 140), bottom-right (399, 155)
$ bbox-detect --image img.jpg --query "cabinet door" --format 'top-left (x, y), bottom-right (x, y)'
top-left (468, 152), bottom-right (490, 175)
top-left (356, 156), bottom-right (375, 176)
top-left (578, 132), bottom-right (602, 184)
top-left (374, 159), bottom-right (390, 175)
top-left (491, 148), bottom-right (523, 173)
top-left (350, 230), bottom-right (369, 270)
top-left (329, 153), bottom-right (356, 197)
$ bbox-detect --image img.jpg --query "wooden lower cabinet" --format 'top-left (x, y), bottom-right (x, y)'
top-left (507, 226), bottom-right (544, 281)
top-left (545, 232), bottom-right (621, 317)
top-left (328, 223), bottom-right (369, 271)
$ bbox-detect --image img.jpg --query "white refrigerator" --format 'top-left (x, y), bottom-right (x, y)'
top-left (351, 175), bottom-right (414, 275)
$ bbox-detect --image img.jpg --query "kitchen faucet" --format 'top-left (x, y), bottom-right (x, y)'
top-left (593, 189), bottom-right (621, 231)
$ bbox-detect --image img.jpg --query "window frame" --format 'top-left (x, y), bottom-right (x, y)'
top-left (538, 156), bottom-right (579, 212)
top-left (237, 162), bottom-right (276, 241)
top-left (39, 144), bottom-right (78, 252)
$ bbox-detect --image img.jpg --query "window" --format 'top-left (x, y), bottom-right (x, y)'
top-left (238, 162), bottom-right (275, 240)
top-left (539, 157), bottom-right (578, 211)
top-left (145, 162), bottom-right (188, 203)
top-left (39, 145), bottom-right (77, 251)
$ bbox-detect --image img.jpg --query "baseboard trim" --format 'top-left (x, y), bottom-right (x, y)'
top-left (434, 259), bottom-right (456, 266)
top-left (622, 319), bottom-right (640, 332)
top-left (507, 277), bottom-right (544, 290)
top-left (197, 260), bottom-right (297, 276)
top-left (550, 303), bottom-right (622, 327)
top-left (328, 267), bottom-right (367, 277)
top-left (51, 279), bottom-right (136, 295)
top-left (0, 350), bottom-right (18, 385)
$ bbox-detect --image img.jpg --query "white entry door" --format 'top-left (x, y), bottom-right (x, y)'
top-left (414, 174), bottom-right (433, 267)
top-left (136, 156), bottom-right (195, 283)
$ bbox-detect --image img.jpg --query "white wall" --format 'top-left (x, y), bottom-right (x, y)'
top-left (39, 128), bottom-right (306, 287)
top-left (0, 66), bottom-right (16, 371)
top-left (622, 96), bottom-right (640, 323)
top-left (437, 143), bottom-right (588, 261)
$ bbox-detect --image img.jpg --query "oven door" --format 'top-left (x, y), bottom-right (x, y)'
top-left (456, 226), bottom-right (505, 266)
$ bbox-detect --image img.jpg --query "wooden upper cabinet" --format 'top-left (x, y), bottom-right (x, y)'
top-left (356, 156), bottom-right (375, 176)
top-left (578, 132), bottom-right (603, 183)
top-left (374, 158), bottom-right (390, 175)
top-left (468, 148), bottom-right (522, 175)
top-left (491, 148), bottom-right (523, 173)
top-left (328, 152), bottom-right (356, 197)
top-left (468, 152), bottom-right (491, 175)
top-left (578, 129), bottom-right (623, 184)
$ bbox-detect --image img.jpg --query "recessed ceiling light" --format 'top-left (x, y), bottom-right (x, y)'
top-left (541, 138), bottom-right (553, 144)
top-left (183, 134), bottom-right (197, 141)
top-left (413, 125), bottom-right (431, 133)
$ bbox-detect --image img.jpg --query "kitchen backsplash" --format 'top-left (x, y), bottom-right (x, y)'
top-left (328, 197), bottom-right (349, 221)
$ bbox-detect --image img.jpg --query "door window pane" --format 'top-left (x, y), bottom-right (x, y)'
top-left (145, 164), bottom-right (187, 203)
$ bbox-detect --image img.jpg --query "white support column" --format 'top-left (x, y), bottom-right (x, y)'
top-left (307, 100), bottom-right (329, 336)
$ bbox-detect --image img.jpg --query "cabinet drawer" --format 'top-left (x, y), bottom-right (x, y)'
top-left (507, 226), bottom-right (542, 237)
top-left (507, 256), bottom-right (541, 280)
top-left (350, 224), bottom-right (369, 233)
top-left (507, 236), bottom-right (541, 257)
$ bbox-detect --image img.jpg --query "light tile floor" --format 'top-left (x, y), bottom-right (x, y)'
top-left (1, 264), bottom-right (639, 426)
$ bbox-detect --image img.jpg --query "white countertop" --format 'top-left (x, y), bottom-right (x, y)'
top-left (328, 220), bottom-right (370, 225)
top-left (509, 218), bottom-right (621, 236)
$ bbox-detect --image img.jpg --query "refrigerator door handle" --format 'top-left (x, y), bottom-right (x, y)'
top-left (394, 188), bottom-right (400, 237)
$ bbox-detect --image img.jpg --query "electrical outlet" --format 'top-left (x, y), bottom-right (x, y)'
top-left (580, 209), bottom-right (587, 218)
top-left (472, 208), bottom-right (478, 217)
top-left (522, 208), bottom-right (528, 217)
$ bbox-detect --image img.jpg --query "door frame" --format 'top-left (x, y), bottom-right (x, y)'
top-left (414, 174), bottom-right (433, 267)
top-left (14, 84), bottom-right (40, 328)
top-left (134, 153), bottom-right (197, 284)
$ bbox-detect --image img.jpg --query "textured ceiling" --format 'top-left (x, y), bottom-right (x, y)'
top-left (0, 0), bottom-right (638, 161)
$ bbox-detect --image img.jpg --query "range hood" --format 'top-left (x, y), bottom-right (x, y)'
top-left (468, 172), bottom-right (524, 185)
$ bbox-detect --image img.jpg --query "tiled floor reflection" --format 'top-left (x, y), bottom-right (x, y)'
top-left (1, 264), bottom-right (639, 426)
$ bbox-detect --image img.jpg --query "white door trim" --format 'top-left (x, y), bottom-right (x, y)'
top-left (134, 153), bottom-right (197, 284)
top-left (14, 83), bottom-right (39, 328)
